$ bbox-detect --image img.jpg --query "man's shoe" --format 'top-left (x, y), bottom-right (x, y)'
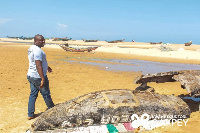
top-left (27, 116), bottom-right (35, 120)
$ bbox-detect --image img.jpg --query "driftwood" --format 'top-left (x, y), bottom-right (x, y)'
top-left (134, 70), bottom-right (200, 97)
top-left (29, 89), bottom-right (190, 131)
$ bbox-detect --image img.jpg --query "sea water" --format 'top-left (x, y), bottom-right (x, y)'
top-left (66, 58), bottom-right (200, 74)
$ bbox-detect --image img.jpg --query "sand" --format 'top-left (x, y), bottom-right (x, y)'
top-left (0, 39), bottom-right (200, 133)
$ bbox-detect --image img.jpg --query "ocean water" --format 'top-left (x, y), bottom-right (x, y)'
top-left (65, 58), bottom-right (200, 74)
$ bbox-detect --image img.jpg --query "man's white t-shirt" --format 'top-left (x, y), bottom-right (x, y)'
top-left (27, 45), bottom-right (48, 78)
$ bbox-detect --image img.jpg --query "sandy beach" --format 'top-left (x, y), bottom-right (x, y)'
top-left (0, 39), bottom-right (200, 133)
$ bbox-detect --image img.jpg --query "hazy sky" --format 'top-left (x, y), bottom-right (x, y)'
top-left (0, 0), bottom-right (199, 44)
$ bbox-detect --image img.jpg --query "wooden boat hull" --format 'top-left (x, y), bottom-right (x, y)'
top-left (29, 89), bottom-right (190, 131)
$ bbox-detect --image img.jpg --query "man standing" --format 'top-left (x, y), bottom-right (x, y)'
top-left (27, 34), bottom-right (54, 120)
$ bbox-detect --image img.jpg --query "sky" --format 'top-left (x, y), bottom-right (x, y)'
top-left (0, 0), bottom-right (200, 44)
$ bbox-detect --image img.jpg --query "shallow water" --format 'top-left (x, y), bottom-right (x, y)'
top-left (65, 57), bottom-right (200, 74)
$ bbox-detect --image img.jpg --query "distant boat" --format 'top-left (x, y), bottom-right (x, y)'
top-left (184, 40), bottom-right (192, 46)
top-left (106, 39), bottom-right (125, 43)
top-left (7, 36), bottom-right (23, 39)
top-left (7, 36), bottom-right (33, 40)
top-left (59, 43), bottom-right (98, 52)
top-left (82, 38), bottom-right (99, 42)
top-left (21, 37), bottom-right (34, 40)
top-left (150, 42), bottom-right (162, 44)
top-left (52, 37), bottom-right (72, 41)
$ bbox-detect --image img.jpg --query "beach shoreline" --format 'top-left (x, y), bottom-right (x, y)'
top-left (2, 38), bottom-right (200, 64)
top-left (0, 41), bottom-right (200, 132)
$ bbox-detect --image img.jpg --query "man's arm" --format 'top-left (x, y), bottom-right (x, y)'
top-left (35, 60), bottom-right (45, 88)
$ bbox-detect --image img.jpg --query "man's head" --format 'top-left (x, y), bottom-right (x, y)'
top-left (34, 34), bottom-right (45, 48)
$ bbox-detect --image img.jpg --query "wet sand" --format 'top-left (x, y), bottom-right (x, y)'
top-left (0, 41), bottom-right (200, 133)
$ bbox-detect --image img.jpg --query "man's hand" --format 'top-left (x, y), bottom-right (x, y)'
top-left (40, 78), bottom-right (45, 88)
top-left (48, 66), bottom-right (52, 73)
top-left (35, 60), bottom-right (45, 89)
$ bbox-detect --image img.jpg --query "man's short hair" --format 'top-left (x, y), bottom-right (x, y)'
top-left (34, 34), bottom-right (43, 42)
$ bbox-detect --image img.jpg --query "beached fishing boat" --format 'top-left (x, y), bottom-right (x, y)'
top-left (184, 40), bottom-right (192, 46)
top-left (150, 42), bottom-right (162, 44)
top-left (106, 39), bottom-right (125, 43)
top-left (134, 70), bottom-right (200, 97)
top-left (53, 37), bottom-right (72, 41)
top-left (59, 43), bottom-right (98, 52)
top-left (27, 89), bottom-right (190, 132)
top-left (82, 39), bottom-right (99, 42)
